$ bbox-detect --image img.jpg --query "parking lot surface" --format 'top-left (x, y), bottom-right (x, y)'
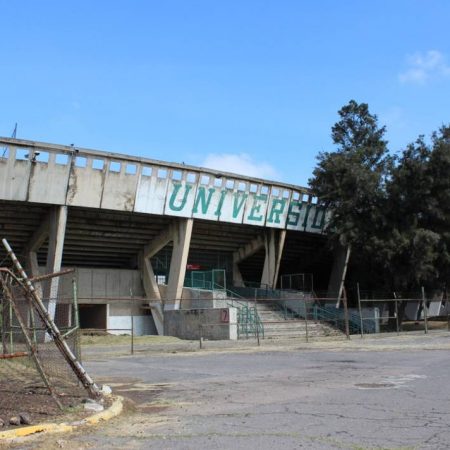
top-left (16, 333), bottom-right (450, 449)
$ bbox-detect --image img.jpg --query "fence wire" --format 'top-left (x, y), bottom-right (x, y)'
top-left (0, 272), bottom-right (86, 423)
top-left (163, 290), bottom-right (450, 345)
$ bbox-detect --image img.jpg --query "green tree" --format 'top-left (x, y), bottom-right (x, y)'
top-left (384, 136), bottom-right (437, 290)
top-left (310, 100), bottom-right (450, 296)
top-left (309, 100), bottom-right (391, 253)
top-left (427, 126), bottom-right (450, 287)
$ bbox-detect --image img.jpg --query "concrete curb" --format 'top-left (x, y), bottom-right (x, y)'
top-left (0, 395), bottom-right (123, 442)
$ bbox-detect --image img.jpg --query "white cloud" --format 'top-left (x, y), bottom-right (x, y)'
top-left (201, 152), bottom-right (280, 180)
top-left (399, 50), bottom-right (450, 84)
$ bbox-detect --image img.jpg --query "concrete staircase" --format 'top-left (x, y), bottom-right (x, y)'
top-left (253, 301), bottom-right (343, 339)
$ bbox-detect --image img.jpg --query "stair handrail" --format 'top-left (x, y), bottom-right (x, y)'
top-left (219, 284), bottom-right (265, 339)
top-left (313, 305), bottom-right (363, 334)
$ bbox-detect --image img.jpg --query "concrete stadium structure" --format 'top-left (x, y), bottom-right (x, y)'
top-left (0, 137), bottom-right (347, 337)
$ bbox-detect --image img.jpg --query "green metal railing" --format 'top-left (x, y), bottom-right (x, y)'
top-left (312, 305), bottom-right (374, 334)
top-left (184, 269), bottom-right (226, 292)
top-left (236, 305), bottom-right (264, 339)
top-left (223, 288), bottom-right (264, 339)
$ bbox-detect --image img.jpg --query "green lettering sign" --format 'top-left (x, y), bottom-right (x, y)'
top-left (193, 187), bottom-right (215, 214)
top-left (267, 198), bottom-right (287, 224)
top-left (302, 203), bottom-right (313, 228)
top-left (247, 194), bottom-right (267, 222)
top-left (287, 201), bottom-right (302, 226)
top-left (311, 206), bottom-right (326, 230)
top-left (232, 192), bottom-right (248, 218)
top-left (214, 190), bottom-right (227, 217)
top-left (168, 183), bottom-right (192, 212)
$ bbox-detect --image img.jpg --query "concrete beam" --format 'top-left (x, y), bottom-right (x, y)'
top-left (232, 263), bottom-right (245, 288)
top-left (165, 219), bottom-right (193, 310)
top-left (24, 211), bottom-right (52, 297)
top-left (139, 251), bottom-right (161, 301)
top-left (26, 214), bottom-right (51, 253)
top-left (231, 235), bottom-right (265, 287)
top-left (261, 229), bottom-right (286, 289)
top-left (139, 219), bottom-right (193, 328)
top-left (43, 206), bottom-right (68, 319)
top-left (142, 224), bottom-right (174, 259)
top-left (233, 235), bottom-right (265, 264)
top-left (327, 244), bottom-right (351, 304)
top-left (138, 250), bottom-right (164, 335)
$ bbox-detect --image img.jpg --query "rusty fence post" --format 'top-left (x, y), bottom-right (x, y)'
top-left (422, 286), bottom-right (428, 335)
top-left (199, 325), bottom-right (203, 349)
top-left (394, 296), bottom-right (399, 335)
top-left (130, 289), bottom-right (135, 355)
top-left (357, 282), bottom-right (364, 338)
top-left (304, 297), bottom-right (309, 343)
top-left (342, 287), bottom-right (350, 340)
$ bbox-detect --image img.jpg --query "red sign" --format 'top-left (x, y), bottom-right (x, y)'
top-left (221, 309), bottom-right (229, 323)
top-left (186, 264), bottom-right (201, 270)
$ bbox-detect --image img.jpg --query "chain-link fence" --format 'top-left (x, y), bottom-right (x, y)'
top-left (0, 269), bottom-right (87, 425)
top-left (162, 289), bottom-right (450, 347)
top-left (163, 295), bottom-right (351, 344)
top-left (356, 287), bottom-right (450, 336)
top-left (77, 296), bottom-right (153, 355)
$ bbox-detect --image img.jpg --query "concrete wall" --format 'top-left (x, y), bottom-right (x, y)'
top-left (180, 287), bottom-right (228, 309)
top-left (58, 267), bottom-right (145, 299)
top-left (108, 315), bottom-right (156, 336)
top-left (164, 307), bottom-right (238, 340)
top-left (0, 138), bottom-right (328, 234)
top-left (55, 267), bottom-right (157, 335)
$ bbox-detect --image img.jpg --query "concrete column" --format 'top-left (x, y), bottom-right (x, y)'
top-left (327, 244), bottom-right (351, 305)
top-left (232, 235), bottom-right (265, 287)
top-left (24, 213), bottom-right (52, 298)
top-left (43, 206), bottom-right (68, 319)
top-left (139, 251), bottom-right (164, 335)
top-left (165, 218), bottom-right (193, 310)
top-left (24, 252), bottom-right (44, 326)
top-left (232, 263), bottom-right (245, 287)
top-left (261, 229), bottom-right (286, 289)
top-left (139, 251), bottom-right (161, 301)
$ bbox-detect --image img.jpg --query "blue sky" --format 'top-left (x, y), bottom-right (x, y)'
top-left (1, 1), bottom-right (449, 187)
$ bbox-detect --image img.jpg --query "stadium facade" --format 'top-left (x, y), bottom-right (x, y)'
top-left (0, 137), bottom-right (348, 337)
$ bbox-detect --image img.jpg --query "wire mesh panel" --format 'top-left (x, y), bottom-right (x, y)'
top-left (0, 270), bottom-right (87, 425)
top-left (184, 269), bottom-right (226, 292)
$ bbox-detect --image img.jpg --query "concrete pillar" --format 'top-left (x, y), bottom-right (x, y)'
top-left (165, 218), bottom-right (193, 310)
top-left (43, 206), bottom-right (68, 319)
top-left (261, 229), bottom-right (286, 289)
top-left (139, 219), bottom-right (193, 331)
top-left (232, 263), bottom-right (245, 287)
top-left (232, 235), bottom-right (265, 287)
top-left (23, 206), bottom-right (67, 339)
top-left (139, 251), bottom-right (161, 301)
top-left (139, 251), bottom-right (164, 335)
top-left (327, 244), bottom-right (351, 304)
top-left (165, 219), bottom-right (194, 310)
top-left (25, 215), bottom-right (50, 272)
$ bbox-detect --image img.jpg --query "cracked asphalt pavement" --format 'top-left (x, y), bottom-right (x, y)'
top-left (16, 334), bottom-right (450, 449)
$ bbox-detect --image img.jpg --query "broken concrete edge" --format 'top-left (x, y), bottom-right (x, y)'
top-left (0, 395), bottom-right (123, 442)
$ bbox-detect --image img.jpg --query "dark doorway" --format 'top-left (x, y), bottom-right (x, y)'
top-left (79, 304), bottom-right (107, 330)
